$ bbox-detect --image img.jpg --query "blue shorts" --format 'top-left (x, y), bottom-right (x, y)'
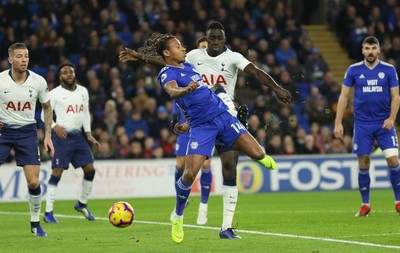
top-left (51, 131), bottom-right (94, 169)
top-left (187, 111), bottom-right (247, 158)
top-left (0, 124), bottom-right (40, 166)
top-left (353, 122), bottom-right (398, 154)
top-left (174, 132), bottom-right (190, 156)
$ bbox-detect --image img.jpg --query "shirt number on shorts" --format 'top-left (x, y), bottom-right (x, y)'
top-left (231, 122), bottom-right (246, 133)
top-left (391, 136), bottom-right (399, 147)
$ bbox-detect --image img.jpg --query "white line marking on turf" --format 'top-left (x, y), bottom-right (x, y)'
top-left (1, 211), bottom-right (400, 250)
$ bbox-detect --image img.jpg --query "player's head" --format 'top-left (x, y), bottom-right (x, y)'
top-left (57, 62), bottom-right (76, 88)
top-left (141, 32), bottom-right (186, 64)
top-left (362, 36), bottom-right (380, 64)
top-left (206, 21), bottom-right (226, 56)
top-left (8, 42), bottom-right (29, 72)
top-left (196, 36), bottom-right (208, 49)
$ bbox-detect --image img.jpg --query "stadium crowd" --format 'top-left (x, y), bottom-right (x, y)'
top-left (1, 0), bottom-right (400, 161)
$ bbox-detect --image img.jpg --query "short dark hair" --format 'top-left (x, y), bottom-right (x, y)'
top-left (57, 62), bottom-right (74, 75)
top-left (196, 36), bottom-right (207, 47)
top-left (207, 21), bottom-right (225, 32)
top-left (8, 42), bottom-right (27, 55)
top-left (362, 36), bottom-right (380, 46)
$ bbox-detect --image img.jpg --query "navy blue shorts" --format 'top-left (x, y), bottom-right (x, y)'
top-left (0, 124), bottom-right (40, 166)
top-left (51, 131), bottom-right (94, 169)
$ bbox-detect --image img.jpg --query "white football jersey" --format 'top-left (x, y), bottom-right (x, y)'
top-left (44, 84), bottom-right (91, 132)
top-left (186, 47), bottom-right (251, 97)
top-left (0, 69), bottom-right (49, 127)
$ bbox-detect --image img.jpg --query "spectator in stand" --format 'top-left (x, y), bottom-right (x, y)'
top-left (305, 48), bottom-right (329, 83)
top-left (307, 94), bottom-right (335, 127)
top-left (282, 135), bottom-right (296, 155)
top-left (114, 132), bottom-right (131, 159)
top-left (300, 134), bottom-right (320, 154)
top-left (266, 134), bottom-right (283, 155)
top-left (274, 39), bottom-right (297, 67)
top-left (326, 138), bottom-right (347, 154)
top-left (143, 137), bottom-right (156, 159)
top-left (124, 110), bottom-right (149, 138)
top-left (350, 17), bottom-right (368, 60)
top-left (128, 141), bottom-right (144, 159)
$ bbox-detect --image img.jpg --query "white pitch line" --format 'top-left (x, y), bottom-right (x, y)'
top-left (1, 211), bottom-right (400, 250)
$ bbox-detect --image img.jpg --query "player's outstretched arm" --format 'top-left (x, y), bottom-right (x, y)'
top-left (119, 47), bottom-right (166, 67)
top-left (243, 63), bottom-right (293, 104)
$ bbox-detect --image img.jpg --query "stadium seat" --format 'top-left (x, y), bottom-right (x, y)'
top-left (69, 54), bottom-right (80, 66)
top-left (30, 66), bottom-right (47, 78)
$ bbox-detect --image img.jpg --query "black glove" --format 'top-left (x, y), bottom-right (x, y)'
top-left (237, 104), bottom-right (249, 129)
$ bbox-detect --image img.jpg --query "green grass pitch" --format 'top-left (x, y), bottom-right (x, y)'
top-left (1, 189), bottom-right (399, 253)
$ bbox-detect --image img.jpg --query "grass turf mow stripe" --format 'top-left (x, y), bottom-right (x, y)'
top-left (1, 211), bottom-right (399, 250)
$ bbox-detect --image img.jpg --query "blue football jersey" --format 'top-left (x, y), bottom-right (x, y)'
top-left (343, 60), bottom-right (399, 123)
top-left (158, 62), bottom-right (228, 127)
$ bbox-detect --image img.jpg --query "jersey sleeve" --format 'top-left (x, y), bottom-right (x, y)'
top-left (388, 65), bottom-right (399, 88)
top-left (82, 87), bottom-right (91, 132)
top-left (231, 52), bottom-right (251, 71)
top-left (158, 67), bottom-right (177, 88)
top-left (342, 66), bottom-right (354, 87)
top-left (37, 75), bottom-right (50, 104)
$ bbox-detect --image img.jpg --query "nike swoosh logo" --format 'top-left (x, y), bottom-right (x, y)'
top-left (4, 91), bottom-right (10, 93)
top-left (197, 62), bottom-right (203, 65)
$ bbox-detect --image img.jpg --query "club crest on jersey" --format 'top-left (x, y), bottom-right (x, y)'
top-left (378, 72), bottom-right (385, 79)
top-left (6, 101), bottom-right (31, 111)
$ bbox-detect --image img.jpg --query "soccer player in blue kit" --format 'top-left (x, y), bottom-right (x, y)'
top-left (334, 36), bottom-right (400, 216)
top-left (142, 32), bottom-right (277, 243)
top-left (119, 22), bottom-right (292, 239)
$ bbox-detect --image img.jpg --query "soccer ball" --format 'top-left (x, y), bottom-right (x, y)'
top-left (108, 201), bottom-right (134, 228)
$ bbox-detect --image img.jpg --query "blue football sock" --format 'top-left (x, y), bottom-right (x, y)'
top-left (390, 164), bottom-right (400, 201)
top-left (175, 177), bottom-right (192, 216)
top-left (174, 167), bottom-right (184, 193)
top-left (358, 169), bottom-right (370, 204)
top-left (200, 167), bottom-right (212, 204)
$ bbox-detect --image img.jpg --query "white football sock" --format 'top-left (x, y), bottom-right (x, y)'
top-left (29, 193), bottom-right (42, 222)
top-left (45, 184), bottom-right (57, 212)
top-left (79, 179), bottom-right (93, 204)
top-left (221, 185), bottom-right (238, 230)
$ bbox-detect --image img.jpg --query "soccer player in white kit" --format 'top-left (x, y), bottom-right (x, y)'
top-left (0, 42), bottom-right (54, 237)
top-left (119, 22), bottom-right (292, 238)
top-left (41, 63), bottom-right (101, 223)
